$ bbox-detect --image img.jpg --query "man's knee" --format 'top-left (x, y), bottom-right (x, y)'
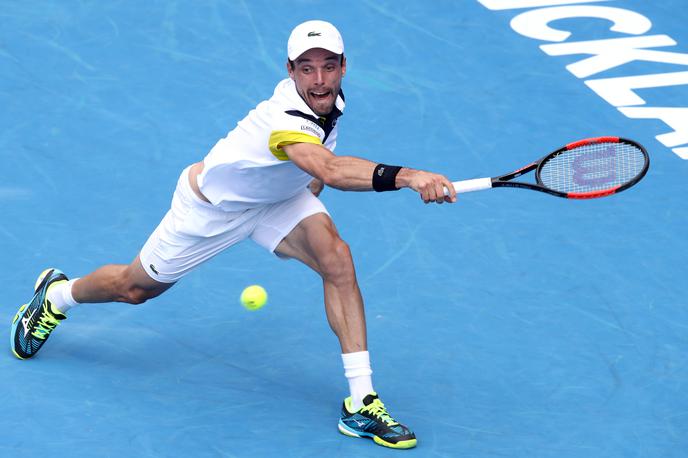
top-left (121, 286), bottom-right (160, 305)
top-left (115, 258), bottom-right (172, 305)
top-left (320, 238), bottom-right (355, 284)
top-left (115, 275), bottom-right (168, 305)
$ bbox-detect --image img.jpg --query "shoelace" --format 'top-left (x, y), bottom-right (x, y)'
top-left (362, 399), bottom-right (398, 426)
top-left (31, 307), bottom-right (61, 340)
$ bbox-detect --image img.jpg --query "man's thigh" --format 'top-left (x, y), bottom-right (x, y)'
top-left (250, 189), bottom-right (330, 256)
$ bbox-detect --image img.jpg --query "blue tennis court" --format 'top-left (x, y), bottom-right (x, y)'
top-left (2, 1), bottom-right (687, 457)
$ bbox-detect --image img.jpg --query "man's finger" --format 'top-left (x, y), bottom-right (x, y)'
top-left (442, 178), bottom-right (457, 203)
top-left (435, 181), bottom-right (445, 203)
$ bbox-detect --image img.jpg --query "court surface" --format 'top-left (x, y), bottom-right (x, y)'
top-left (1, 1), bottom-right (687, 457)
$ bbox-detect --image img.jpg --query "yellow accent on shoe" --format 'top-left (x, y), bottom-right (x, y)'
top-left (45, 279), bottom-right (68, 316)
top-left (34, 268), bottom-right (53, 291)
top-left (12, 349), bottom-right (26, 360)
top-left (373, 436), bottom-right (417, 449)
top-left (31, 305), bottom-right (63, 340)
top-left (343, 396), bottom-right (355, 414)
top-left (11, 304), bottom-right (28, 360)
top-left (12, 304), bottom-right (28, 325)
top-left (30, 276), bottom-right (68, 340)
top-left (360, 395), bottom-right (396, 427)
top-left (361, 396), bottom-right (418, 448)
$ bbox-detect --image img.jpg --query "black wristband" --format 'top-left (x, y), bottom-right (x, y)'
top-left (372, 164), bottom-right (402, 192)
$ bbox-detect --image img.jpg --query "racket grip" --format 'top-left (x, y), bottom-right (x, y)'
top-left (444, 177), bottom-right (492, 195)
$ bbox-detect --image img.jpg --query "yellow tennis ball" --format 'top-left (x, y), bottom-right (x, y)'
top-left (240, 285), bottom-right (268, 311)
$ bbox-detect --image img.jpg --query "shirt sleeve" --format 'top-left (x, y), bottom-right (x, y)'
top-left (268, 111), bottom-right (326, 161)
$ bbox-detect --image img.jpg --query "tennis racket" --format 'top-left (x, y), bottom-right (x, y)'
top-left (446, 137), bottom-right (649, 199)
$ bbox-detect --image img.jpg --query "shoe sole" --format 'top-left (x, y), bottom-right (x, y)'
top-left (35, 268), bottom-right (54, 292)
top-left (338, 421), bottom-right (417, 449)
top-left (11, 304), bottom-right (29, 360)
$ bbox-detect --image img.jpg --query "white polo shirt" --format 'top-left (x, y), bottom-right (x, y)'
top-left (198, 78), bottom-right (345, 212)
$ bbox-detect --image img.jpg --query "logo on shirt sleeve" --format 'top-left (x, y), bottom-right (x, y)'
top-left (300, 120), bottom-right (324, 139)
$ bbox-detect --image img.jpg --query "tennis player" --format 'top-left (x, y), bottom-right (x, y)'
top-left (11, 20), bottom-right (456, 449)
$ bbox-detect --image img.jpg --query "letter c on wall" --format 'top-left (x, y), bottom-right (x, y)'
top-left (510, 6), bottom-right (652, 42)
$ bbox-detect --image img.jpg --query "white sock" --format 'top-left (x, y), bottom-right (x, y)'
top-left (342, 351), bottom-right (374, 411)
top-left (47, 278), bottom-right (80, 314)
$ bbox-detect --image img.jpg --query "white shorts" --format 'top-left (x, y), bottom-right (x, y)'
top-left (139, 166), bottom-right (328, 283)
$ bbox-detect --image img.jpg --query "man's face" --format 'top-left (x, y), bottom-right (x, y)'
top-left (287, 48), bottom-right (346, 116)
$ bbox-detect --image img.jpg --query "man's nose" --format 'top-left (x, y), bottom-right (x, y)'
top-left (314, 69), bottom-right (325, 85)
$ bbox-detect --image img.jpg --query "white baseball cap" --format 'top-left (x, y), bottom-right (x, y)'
top-left (287, 20), bottom-right (344, 61)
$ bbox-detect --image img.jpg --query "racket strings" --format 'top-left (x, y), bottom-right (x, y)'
top-left (538, 142), bottom-right (646, 194)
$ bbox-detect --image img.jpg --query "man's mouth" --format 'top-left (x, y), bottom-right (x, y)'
top-left (310, 90), bottom-right (332, 101)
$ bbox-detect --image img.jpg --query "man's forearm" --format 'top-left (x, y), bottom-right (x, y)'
top-left (320, 155), bottom-right (378, 191)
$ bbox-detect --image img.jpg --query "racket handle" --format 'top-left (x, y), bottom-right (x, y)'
top-left (444, 177), bottom-right (493, 195)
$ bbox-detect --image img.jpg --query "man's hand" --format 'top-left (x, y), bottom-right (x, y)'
top-left (396, 168), bottom-right (457, 204)
top-left (308, 178), bottom-right (325, 197)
